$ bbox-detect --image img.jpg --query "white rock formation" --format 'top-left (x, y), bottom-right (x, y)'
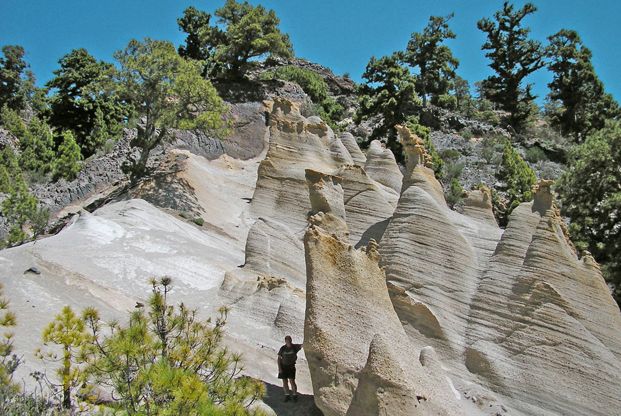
top-left (1, 99), bottom-right (620, 416)
top-left (302, 170), bottom-right (462, 416)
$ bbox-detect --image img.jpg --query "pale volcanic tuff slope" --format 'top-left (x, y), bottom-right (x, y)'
top-left (1, 97), bottom-right (620, 416)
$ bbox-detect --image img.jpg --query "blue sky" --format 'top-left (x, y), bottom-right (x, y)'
top-left (1, 0), bottom-right (619, 104)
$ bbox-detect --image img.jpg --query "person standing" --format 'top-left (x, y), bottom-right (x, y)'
top-left (277, 335), bottom-right (303, 402)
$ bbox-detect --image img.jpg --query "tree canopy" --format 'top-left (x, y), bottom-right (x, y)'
top-left (556, 121), bottom-right (621, 304)
top-left (477, 2), bottom-right (545, 131)
top-left (47, 48), bottom-right (130, 157)
top-left (404, 14), bottom-right (459, 107)
top-left (356, 54), bottom-right (420, 159)
top-left (178, 0), bottom-right (293, 78)
top-left (546, 29), bottom-right (620, 142)
top-left (114, 38), bottom-right (228, 183)
top-left (0, 45), bottom-right (35, 112)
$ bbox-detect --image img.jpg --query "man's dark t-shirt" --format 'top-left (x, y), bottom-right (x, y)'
top-left (278, 344), bottom-right (302, 367)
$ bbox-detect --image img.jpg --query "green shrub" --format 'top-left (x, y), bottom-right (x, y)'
top-left (0, 148), bottom-right (49, 247)
top-left (480, 136), bottom-right (504, 164)
top-left (460, 128), bottom-right (474, 140)
top-left (262, 65), bottom-right (344, 130)
top-left (262, 66), bottom-right (328, 103)
top-left (446, 178), bottom-right (464, 208)
top-left (405, 116), bottom-right (444, 178)
top-left (440, 148), bottom-right (461, 161)
top-left (556, 121), bottom-right (621, 304)
top-left (192, 217), bottom-right (204, 226)
top-left (524, 146), bottom-right (547, 163)
top-left (497, 141), bottom-right (537, 220)
top-left (78, 278), bottom-right (265, 415)
top-left (53, 131), bottom-right (83, 181)
top-left (433, 94), bottom-right (458, 110)
top-left (443, 160), bottom-right (464, 182)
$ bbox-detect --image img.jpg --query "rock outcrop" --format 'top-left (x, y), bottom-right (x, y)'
top-left (2, 97), bottom-right (621, 416)
top-left (303, 122), bottom-right (621, 415)
top-left (303, 169), bottom-right (462, 416)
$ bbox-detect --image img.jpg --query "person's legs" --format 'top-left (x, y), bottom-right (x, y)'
top-left (289, 378), bottom-right (298, 400)
top-left (282, 379), bottom-right (291, 401)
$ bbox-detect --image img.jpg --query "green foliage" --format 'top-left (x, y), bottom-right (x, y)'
top-left (432, 94), bottom-right (457, 110)
top-left (471, 95), bottom-right (501, 126)
top-left (1, 107), bottom-right (55, 176)
top-left (47, 48), bottom-right (130, 158)
top-left (356, 54), bottom-right (419, 160)
top-left (0, 386), bottom-right (59, 416)
top-left (53, 131), bottom-right (83, 181)
top-left (0, 147), bottom-right (49, 247)
top-left (439, 148), bottom-right (461, 161)
top-left (546, 29), bottom-right (621, 142)
top-left (20, 117), bottom-right (55, 175)
top-left (404, 14), bottom-right (459, 106)
top-left (37, 306), bottom-right (90, 409)
top-left (178, 1), bottom-right (293, 78)
top-left (497, 140), bottom-right (536, 219)
top-left (0, 284), bottom-right (18, 391)
top-left (114, 38), bottom-right (228, 184)
top-left (446, 178), bottom-right (464, 208)
top-left (81, 277), bottom-right (265, 415)
top-left (452, 76), bottom-right (473, 113)
top-left (480, 136), bottom-right (504, 164)
top-left (193, 217), bottom-right (205, 226)
top-left (0, 45), bottom-right (35, 112)
top-left (460, 128), bottom-right (474, 140)
top-left (556, 122), bottom-right (621, 304)
top-left (524, 146), bottom-right (547, 163)
top-left (261, 65), bottom-right (344, 130)
top-left (404, 116), bottom-right (443, 177)
top-left (477, 2), bottom-right (545, 131)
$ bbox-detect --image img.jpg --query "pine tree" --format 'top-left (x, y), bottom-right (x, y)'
top-left (556, 121), bottom-right (621, 304)
top-left (356, 54), bottom-right (420, 160)
top-left (0, 147), bottom-right (48, 247)
top-left (47, 48), bottom-right (130, 157)
top-left (53, 130), bottom-right (83, 181)
top-left (0, 45), bottom-right (35, 111)
top-left (178, 0), bottom-right (293, 78)
top-left (497, 140), bottom-right (536, 223)
top-left (114, 38), bottom-right (228, 184)
top-left (37, 306), bottom-right (90, 409)
top-left (477, 2), bottom-right (545, 131)
top-left (19, 116), bottom-right (55, 175)
top-left (546, 29), bottom-right (620, 141)
top-left (404, 14), bottom-right (459, 107)
top-left (81, 277), bottom-right (265, 415)
top-left (0, 284), bottom-right (18, 391)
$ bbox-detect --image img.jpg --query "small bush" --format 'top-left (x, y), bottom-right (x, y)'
top-left (0, 386), bottom-right (60, 416)
top-left (405, 116), bottom-right (444, 178)
top-left (524, 146), bottom-right (547, 163)
top-left (443, 160), bottom-right (465, 182)
top-left (460, 128), bottom-right (474, 140)
top-left (193, 217), bottom-right (205, 226)
top-left (433, 94), bottom-right (457, 110)
top-left (261, 65), bottom-right (344, 130)
top-left (440, 148), bottom-right (461, 161)
top-left (446, 178), bottom-right (464, 208)
top-left (497, 141), bottom-right (537, 223)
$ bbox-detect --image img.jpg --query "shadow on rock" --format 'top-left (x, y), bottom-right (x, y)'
top-left (262, 382), bottom-right (323, 416)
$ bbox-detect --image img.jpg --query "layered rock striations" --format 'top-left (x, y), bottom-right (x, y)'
top-left (302, 169), bottom-right (462, 416)
top-left (303, 122), bottom-right (621, 415)
top-left (2, 96), bottom-right (621, 415)
top-left (220, 99), bottom-right (401, 348)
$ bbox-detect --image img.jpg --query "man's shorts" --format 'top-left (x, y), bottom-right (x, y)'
top-left (278, 364), bottom-right (296, 380)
